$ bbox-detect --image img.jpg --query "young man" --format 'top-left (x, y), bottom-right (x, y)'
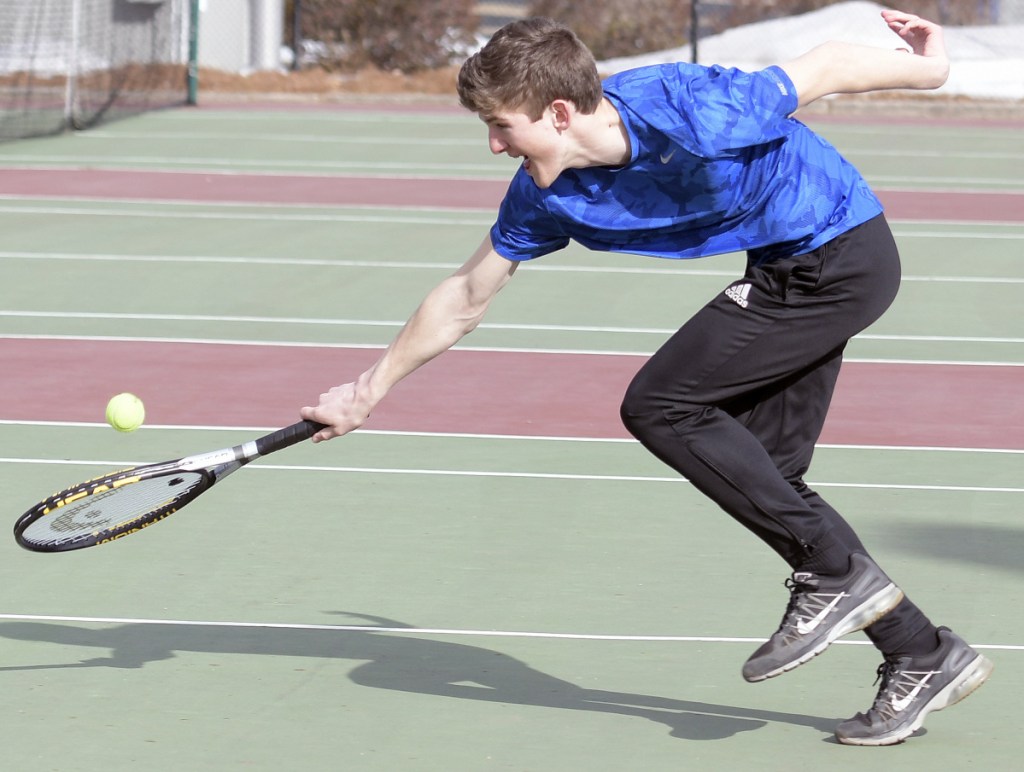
top-left (301, 9), bottom-right (992, 745)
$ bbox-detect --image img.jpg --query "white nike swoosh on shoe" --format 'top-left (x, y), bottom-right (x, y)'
top-left (795, 594), bottom-right (847, 635)
top-left (891, 672), bottom-right (938, 711)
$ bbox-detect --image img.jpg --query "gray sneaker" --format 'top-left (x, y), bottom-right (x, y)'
top-left (743, 553), bottom-right (904, 682)
top-left (835, 627), bottom-right (993, 746)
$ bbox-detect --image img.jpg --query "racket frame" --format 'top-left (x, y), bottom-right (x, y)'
top-left (14, 420), bottom-right (324, 553)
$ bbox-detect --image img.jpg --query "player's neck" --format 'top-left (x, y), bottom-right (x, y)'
top-left (570, 97), bottom-right (631, 169)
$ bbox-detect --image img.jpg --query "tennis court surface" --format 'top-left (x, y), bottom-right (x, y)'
top-left (0, 100), bottom-right (1021, 770)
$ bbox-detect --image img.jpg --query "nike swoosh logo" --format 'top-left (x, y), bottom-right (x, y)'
top-left (659, 149), bottom-right (676, 164)
top-left (795, 594), bottom-right (846, 635)
top-left (891, 673), bottom-right (936, 711)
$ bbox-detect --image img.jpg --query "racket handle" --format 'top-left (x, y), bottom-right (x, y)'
top-left (255, 420), bottom-right (328, 456)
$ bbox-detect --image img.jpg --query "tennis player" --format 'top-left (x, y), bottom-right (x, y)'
top-left (302, 8), bottom-right (992, 745)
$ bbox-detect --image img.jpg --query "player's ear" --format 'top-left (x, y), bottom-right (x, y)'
top-left (549, 99), bottom-right (573, 130)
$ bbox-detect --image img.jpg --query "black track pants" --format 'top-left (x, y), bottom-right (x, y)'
top-left (620, 215), bottom-right (932, 655)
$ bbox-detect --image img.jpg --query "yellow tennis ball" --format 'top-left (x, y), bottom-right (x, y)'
top-left (105, 392), bottom-right (145, 433)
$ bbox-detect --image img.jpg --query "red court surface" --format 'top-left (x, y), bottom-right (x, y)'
top-left (1, 339), bottom-right (1020, 449)
top-left (2, 168), bottom-right (1023, 222)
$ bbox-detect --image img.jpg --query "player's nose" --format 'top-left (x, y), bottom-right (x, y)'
top-left (487, 127), bottom-right (508, 155)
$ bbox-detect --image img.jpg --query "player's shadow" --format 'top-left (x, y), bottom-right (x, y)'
top-left (0, 612), bottom-right (838, 741)
top-left (888, 522), bottom-right (1024, 576)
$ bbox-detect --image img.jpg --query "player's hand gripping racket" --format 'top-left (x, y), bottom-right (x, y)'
top-left (14, 420), bottom-right (326, 553)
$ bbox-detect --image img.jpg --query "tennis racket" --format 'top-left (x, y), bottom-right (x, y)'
top-left (14, 420), bottom-right (326, 553)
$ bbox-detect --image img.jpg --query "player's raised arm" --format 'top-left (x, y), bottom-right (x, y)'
top-left (780, 9), bottom-right (949, 109)
top-left (301, 236), bottom-right (518, 442)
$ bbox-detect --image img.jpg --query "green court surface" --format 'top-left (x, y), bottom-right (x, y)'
top-left (0, 102), bottom-right (1022, 770)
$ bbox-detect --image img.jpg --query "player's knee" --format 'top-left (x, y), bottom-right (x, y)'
top-left (622, 384), bottom-right (716, 448)
top-left (620, 385), bottom-right (661, 442)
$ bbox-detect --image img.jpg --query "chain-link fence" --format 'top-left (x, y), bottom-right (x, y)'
top-left (3, 0), bottom-right (1020, 141)
top-left (0, 0), bottom-right (193, 142)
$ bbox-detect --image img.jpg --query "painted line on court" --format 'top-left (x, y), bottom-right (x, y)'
top-left (2, 311), bottom-right (1022, 343)
top-left (0, 162), bottom-right (511, 181)
top-left (1, 418), bottom-right (1022, 455)
top-left (77, 131), bottom-right (1024, 161)
top-left (1, 198), bottom-right (1023, 230)
top-left (3, 158), bottom-right (1020, 189)
top-left (2, 253), bottom-right (1024, 283)
top-left (82, 130), bottom-right (485, 146)
top-left (0, 201), bottom-right (493, 225)
top-left (0, 613), bottom-right (1019, 650)
top-left (1, 456), bottom-right (1020, 494)
top-left (3, 419), bottom-right (1022, 454)
top-left (0, 333), bottom-right (1020, 367)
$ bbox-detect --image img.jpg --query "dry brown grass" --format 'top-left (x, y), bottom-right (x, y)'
top-left (198, 65), bottom-right (461, 98)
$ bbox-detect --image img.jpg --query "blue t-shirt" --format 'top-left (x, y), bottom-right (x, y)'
top-left (489, 63), bottom-right (883, 263)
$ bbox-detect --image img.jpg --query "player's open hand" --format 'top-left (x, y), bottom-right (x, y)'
top-left (882, 10), bottom-right (947, 59)
top-left (881, 10), bottom-right (949, 88)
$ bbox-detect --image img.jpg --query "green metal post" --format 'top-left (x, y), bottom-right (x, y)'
top-left (187, 0), bottom-right (200, 105)
top-left (691, 0), bottom-right (699, 64)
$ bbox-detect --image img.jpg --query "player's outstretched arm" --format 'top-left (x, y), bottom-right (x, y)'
top-left (301, 236), bottom-right (518, 442)
top-left (781, 9), bottom-right (949, 109)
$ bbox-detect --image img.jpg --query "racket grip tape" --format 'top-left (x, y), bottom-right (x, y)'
top-left (255, 420), bottom-right (328, 456)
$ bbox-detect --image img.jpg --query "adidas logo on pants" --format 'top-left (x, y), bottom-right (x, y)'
top-left (725, 282), bottom-right (752, 308)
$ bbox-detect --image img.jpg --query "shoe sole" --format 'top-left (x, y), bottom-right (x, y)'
top-left (836, 653), bottom-right (995, 746)
top-left (746, 583), bottom-right (904, 683)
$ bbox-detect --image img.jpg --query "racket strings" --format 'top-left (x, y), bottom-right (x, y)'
top-left (23, 472), bottom-right (207, 543)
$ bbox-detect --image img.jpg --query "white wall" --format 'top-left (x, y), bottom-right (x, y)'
top-left (197, 0), bottom-right (283, 73)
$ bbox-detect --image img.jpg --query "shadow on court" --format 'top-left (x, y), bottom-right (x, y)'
top-left (0, 612), bottom-right (839, 742)
top-left (890, 522), bottom-right (1024, 576)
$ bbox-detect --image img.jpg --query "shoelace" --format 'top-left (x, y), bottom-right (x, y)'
top-left (775, 576), bottom-right (841, 638)
top-left (866, 659), bottom-right (937, 720)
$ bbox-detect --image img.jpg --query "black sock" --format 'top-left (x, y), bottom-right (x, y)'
top-left (879, 623), bottom-right (942, 659)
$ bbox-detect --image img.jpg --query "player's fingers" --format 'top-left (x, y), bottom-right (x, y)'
top-left (311, 428), bottom-right (336, 444)
top-left (883, 10), bottom-right (926, 35)
top-left (302, 403), bottom-right (360, 443)
top-left (881, 9), bottom-right (913, 24)
top-left (309, 423), bottom-right (338, 443)
top-left (300, 405), bottom-right (333, 443)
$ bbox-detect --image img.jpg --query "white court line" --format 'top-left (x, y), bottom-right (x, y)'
top-left (3, 251), bottom-right (1024, 283)
top-left (2, 418), bottom-right (1023, 455)
top-left (849, 148), bottom-right (1024, 161)
top-left (0, 333), bottom-right (1020, 366)
top-left (0, 201), bottom-right (493, 226)
top-left (0, 162), bottom-right (510, 181)
top-left (1, 198), bottom-right (1023, 231)
top-left (145, 110), bottom-right (473, 125)
top-left (3, 419), bottom-right (1023, 454)
top-left (3, 150), bottom-right (1023, 188)
top-left (862, 176), bottom-right (1024, 189)
top-left (2, 311), bottom-right (1023, 343)
top-left (81, 130), bottom-right (483, 146)
top-left (0, 613), bottom-right (804, 644)
top-left (3, 157), bottom-right (1021, 189)
top-left (2, 177), bottom-right (1024, 198)
top-left (1, 456), bottom-right (1021, 493)
top-left (75, 131), bottom-right (1024, 162)
top-left (0, 613), bottom-right (1018, 650)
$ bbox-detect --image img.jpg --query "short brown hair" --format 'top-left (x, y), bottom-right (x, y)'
top-left (457, 18), bottom-right (603, 121)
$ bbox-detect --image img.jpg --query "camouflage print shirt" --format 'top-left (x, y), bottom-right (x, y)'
top-left (489, 63), bottom-right (883, 264)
